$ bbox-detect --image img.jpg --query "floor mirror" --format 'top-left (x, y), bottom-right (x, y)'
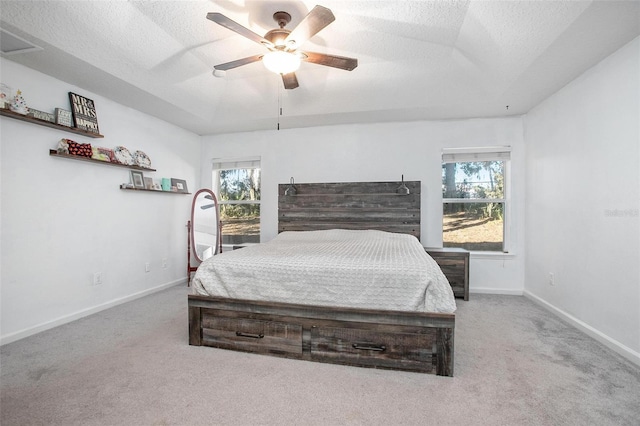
top-left (187, 189), bottom-right (220, 285)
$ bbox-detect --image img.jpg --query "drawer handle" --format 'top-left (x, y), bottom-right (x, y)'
top-left (235, 331), bottom-right (264, 339)
top-left (352, 343), bottom-right (386, 352)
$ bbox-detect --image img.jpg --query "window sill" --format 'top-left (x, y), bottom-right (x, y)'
top-left (470, 251), bottom-right (516, 260)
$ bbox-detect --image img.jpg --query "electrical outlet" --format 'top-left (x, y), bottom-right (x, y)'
top-left (162, 258), bottom-right (168, 269)
top-left (145, 262), bottom-right (150, 273)
top-left (548, 272), bottom-right (555, 286)
top-left (93, 272), bottom-right (103, 285)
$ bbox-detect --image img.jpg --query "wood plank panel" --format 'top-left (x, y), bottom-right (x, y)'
top-left (280, 194), bottom-right (420, 208)
top-left (202, 315), bottom-right (303, 357)
top-left (278, 181), bottom-right (421, 239)
top-left (188, 306), bottom-right (202, 345)
top-left (279, 208), bottom-right (420, 220)
top-left (189, 295), bottom-right (455, 329)
top-left (279, 223), bottom-right (419, 237)
top-left (436, 328), bottom-right (454, 376)
top-left (278, 181), bottom-right (421, 195)
top-left (310, 326), bottom-right (436, 373)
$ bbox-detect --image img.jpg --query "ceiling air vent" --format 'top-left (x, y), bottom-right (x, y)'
top-left (1, 29), bottom-right (43, 55)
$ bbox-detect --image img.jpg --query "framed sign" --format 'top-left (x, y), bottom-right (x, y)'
top-left (55, 108), bottom-right (73, 127)
top-left (29, 109), bottom-right (56, 123)
top-left (68, 92), bottom-right (100, 134)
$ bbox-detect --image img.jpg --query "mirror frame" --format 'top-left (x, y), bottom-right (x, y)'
top-left (190, 188), bottom-right (220, 263)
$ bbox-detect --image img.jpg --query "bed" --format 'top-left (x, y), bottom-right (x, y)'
top-left (188, 181), bottom-right (457, 376)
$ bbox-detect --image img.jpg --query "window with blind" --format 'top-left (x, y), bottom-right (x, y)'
top-left (442, 147), bottom-right (510, 252)
top-left (212, 157), bottom-right (261, 245)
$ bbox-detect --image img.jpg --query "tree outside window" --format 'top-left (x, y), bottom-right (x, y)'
top-left (442, 154), bottom-right (508, 252)
top-left (212, 160), bottom-right (261, 246)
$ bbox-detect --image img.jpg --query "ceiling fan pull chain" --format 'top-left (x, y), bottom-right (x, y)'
top-left (277, 82), bottom-right (282, 130)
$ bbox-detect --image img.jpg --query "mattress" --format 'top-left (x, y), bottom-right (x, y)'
top-left (191, 229), bottom-right (456, 314)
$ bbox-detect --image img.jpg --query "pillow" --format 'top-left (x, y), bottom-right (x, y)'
top-left (66, 139), bottom-right (92, 157)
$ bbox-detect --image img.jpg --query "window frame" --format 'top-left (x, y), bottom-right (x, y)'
top-left (211, 157), bottom-right (261, 246)
top-left (441, 147), bottom-right (511, 253)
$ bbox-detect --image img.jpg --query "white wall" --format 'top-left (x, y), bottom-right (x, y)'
top-left (0, 59), bottom-right (201, 344)
top-left (524, 37), bottom-right (640, 362)
top-left (200, 117), bottom-right (527, 295)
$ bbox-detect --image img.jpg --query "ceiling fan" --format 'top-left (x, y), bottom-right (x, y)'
top-left (207, 5), bottom-right (358, 89)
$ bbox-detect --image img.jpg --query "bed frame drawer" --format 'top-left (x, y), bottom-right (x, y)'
top-left (201, 312), bottom-right (303, 357)
top-left (189, 296), bottom-right (454, 376)
top-left (310, 326), bottom-right (437, 373)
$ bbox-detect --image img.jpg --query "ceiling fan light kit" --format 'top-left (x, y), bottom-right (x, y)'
top-left (207, 5), bottom-right (357, 89)
top-left (262, 51), bottom-right (301, 74)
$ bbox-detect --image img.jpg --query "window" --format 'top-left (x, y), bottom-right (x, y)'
top-left (442, 147), bottom-right (510, 252)
top-left (212, 157), bottom-right (261, 246)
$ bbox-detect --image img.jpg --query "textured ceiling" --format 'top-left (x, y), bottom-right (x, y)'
top-left (1, 1), bottom-right (638, 135)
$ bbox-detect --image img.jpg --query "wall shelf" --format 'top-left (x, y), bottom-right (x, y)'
top-left (1, 108), bottom-right (105, 138)
top-left (120, 185), bottom-right (191, 195)
top-left (49, 150), bottom-right (157, 171)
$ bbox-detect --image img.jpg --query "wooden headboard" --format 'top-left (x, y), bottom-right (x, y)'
top-left (278, 181), bottom-right (421, 239)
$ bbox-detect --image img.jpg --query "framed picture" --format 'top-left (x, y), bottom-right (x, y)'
top-left (171, 178), bottom-right (188, 193)
top-left (96, 147), bottom-right (115, 162)
top-left (68, 92), bottom-right (100, 134)
top-left (130, 170), bottom-right (145, 189)
top-left (143, 177), bottom-right (153, 190)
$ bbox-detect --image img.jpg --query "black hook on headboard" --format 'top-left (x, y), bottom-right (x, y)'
top-left (285, 177), bottom-right (297, 196)
top-left (396, 174), bottom-right (410, 195)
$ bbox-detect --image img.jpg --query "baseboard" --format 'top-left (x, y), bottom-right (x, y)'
top-left (0, 279), bottom-right (186, 346)
top-left (524, 291), bottom-right (640, 367)
top-left (471, 287), bottom-right (524, 296)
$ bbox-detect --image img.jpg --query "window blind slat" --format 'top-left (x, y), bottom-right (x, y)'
top-left (212, 157), bottom-right (261, 170)
top-left (442, 146), bottom-right (511, 163)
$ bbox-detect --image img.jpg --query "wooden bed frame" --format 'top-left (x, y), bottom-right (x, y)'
top-left (188, 180), bottom-right (455, 376)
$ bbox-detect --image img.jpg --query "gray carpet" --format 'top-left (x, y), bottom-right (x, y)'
top-left (1, 285), bottom-right (639, 426)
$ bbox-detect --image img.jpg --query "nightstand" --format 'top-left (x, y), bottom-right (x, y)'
top-left (425, 248), bottom-right (470, 301)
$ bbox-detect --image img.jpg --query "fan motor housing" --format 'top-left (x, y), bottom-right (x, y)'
top-left (264, 28), bottom-right (291, 48)
top-left (273, 11), bottom-right (291, 27)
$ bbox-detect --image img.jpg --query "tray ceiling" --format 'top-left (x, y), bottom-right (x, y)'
top-left (1, 0), bottom-right (638, 135)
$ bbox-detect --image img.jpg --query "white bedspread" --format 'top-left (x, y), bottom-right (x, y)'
top-left (191, 229), bottom-right (456, 313)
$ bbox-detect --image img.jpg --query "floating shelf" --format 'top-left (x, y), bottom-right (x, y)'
top-left (1, 108), bottom-right (105, 138)
top-left (49, 150), bottom-right (157, 171)
top-left (120, 185), bottom-right (191, 195)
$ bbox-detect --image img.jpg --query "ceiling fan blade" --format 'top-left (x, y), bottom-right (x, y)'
top-left (284, 5), bottom-right (335, 50)
top-left (214, 54), bottom-right (263, 71)
top-left (301, 51), bottom-right (358, 71)
top-left (207, 12), bottom-right (274, 49)
top-left (281, 72), bottom-right (299, 90)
